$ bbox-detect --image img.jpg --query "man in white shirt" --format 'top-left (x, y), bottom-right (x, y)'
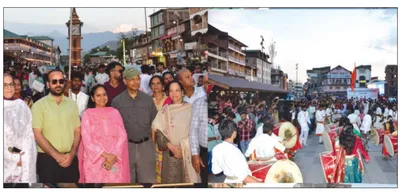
top-left (212, 119), bottom-right (261, 183)
top-left (245, 122), bottom-right (287, 161)
top-left (307, 104), bottom-right (316, 132)
top-left (298, 105), bottom-right (311, 146)
top-left (360, 110), bottom-right (372, 134)
top-left (95, 64), bottom-right (109, 85)
top-left (69, 72), bottom-right (89, 117)
top-left (389, 105), bottom-right (397, 122)
top-left (374, 105), bottom-right (384, 129)
top-left (28, 65), bottom-right (38, 89)
top-left (348, 109), bottom-right (361, 133)
top-left (315, 104), bottom-right (326, 144)
top-left (139, 65), bottom-right (153, 95)
top-left (177, 69), bottom-right (206, 104)
top-left (383, 104), bottom-right (389, 123)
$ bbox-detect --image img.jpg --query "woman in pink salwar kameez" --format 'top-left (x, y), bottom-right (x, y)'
top-left (78, 85), bottom-right (130, 183)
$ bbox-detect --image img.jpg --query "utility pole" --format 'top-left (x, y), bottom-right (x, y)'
top-left (260, 35), bottom-right (265, 83)
top-left (296, 63), bottom-right (299, 85)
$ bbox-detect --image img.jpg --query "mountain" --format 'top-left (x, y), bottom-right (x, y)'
top-left (5, 21), bottom-right (145, 54)
top-left (99, 40), bottom-right (119, 51)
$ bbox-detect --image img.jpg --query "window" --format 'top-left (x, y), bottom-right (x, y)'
top-left (359, 69), bottom-right (365, 73)
top-left (330, 86), bottom-right (333, 90)
top-left (159, 12), bottom-right (163, 23)
top-left (159, 25), bottom-right (164, 36)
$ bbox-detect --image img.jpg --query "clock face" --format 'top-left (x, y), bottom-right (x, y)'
top-left (72, 25), bottom-right (80, 36)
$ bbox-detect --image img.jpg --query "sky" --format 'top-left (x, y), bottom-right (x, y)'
top-left (4, 8), bottom-right (161, 33)
top-left (209, 8), bottom-right (398, 83)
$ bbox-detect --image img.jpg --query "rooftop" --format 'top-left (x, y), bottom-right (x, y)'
top-left (228, 35), bottom-right (248, 47)
top-left (4, 29), bottom-right (52, 49)
top-left (90, 51), bottom-right (108, 57)
top-left (31, 36), bottom-right (54, 41)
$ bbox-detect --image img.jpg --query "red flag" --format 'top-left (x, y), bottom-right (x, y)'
top-left (350, 64), bottom-right (357, 92)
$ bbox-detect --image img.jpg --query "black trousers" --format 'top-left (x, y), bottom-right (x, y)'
top-left (37, 153), bottom-right (79, 183)
top-left (194, 146), bottom-right (208, 188)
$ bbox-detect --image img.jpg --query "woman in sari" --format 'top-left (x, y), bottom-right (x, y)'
top-left (4, 74), bottom-right (37, 183)
top-left (152, 80), bottom-right (200, 183)
top-left (149, 75), bottom-right (168, 183)
top-left (162, 71), bottom-right (174, 106)
top-left (336, 123), bottom-right (370, 183)
top-left (13, 77), bottom-right (33, 108)
top-left (339, 117), bottom-right (362, 138)
top-left (78, 85), bottom-right (130, 183)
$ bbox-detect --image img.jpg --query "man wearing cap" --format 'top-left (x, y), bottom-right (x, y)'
top-left (211, 119), bottom-right (261, 183)
top-left (111, 68), bottom-right (158, 183)
top-left (104, 62), bottom-right (126, 106)
top-left (95, 64), bottom-right (109, 85)
top-left (69, 71), bottom-right (89, 117)
top-left (245, 122), bottom-right (288, 161)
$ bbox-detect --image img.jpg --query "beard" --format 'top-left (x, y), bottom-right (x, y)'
top-left (49, 86), bottom-right (65, 96)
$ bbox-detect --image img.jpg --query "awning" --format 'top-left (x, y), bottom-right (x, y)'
top-left (209, 74), bottom-right (288, 93)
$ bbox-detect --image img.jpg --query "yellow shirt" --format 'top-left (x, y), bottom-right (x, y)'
top-left (32, 94), bottom-right (81, 153)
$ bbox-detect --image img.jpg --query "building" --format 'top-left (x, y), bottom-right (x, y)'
top-left (293, 82), bottom-right (304, 99)
top-left (89, 51), bottom-right (116, 64)
top-left (4, 29), bottom-right (52, 66)
top-left (201, 24), bottom-right (229, 76)
top-left (149, 8), bottom-right (189, 65)
top-left (227, 35), bottom-right (247, 79)
top-left (355, 65), bottom-right (371, 88)
top-left (367, 77), bottom-right (385, 95)
top-left (305, 66), bottom-right (331, 97)
top-left (322, 65), bottom-right (351, 97)
top-left (161, 15), bottom-right (192, 67)
top-left (385, 65), bottom-right (398, 97)
top-left (131, 32), bottom-right (151, 64)
top-left (66, 8), bottom-right (83, 66)
top-left (189, 8), bottom-right (208, 36)
top-left (30, 36), bottom-right (55, 65)
top-left (288, 79), bottom-right (295, 92)
top-left (271, 68), bottom-right (285, 89)
top-left (245, 50), bottom-right (272, 84)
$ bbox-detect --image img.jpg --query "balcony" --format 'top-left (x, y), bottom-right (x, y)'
top-left (192, 21), bottom-right (208, 32)
top-left (228, 43), bottom-right (245, 55)
top-left (211, 63), bottom-right (228, 73)
top-left (228, 55), bottom-right (246, 66)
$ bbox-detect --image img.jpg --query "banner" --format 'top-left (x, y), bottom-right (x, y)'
top-left (346, 88), bottom-right (379, 99)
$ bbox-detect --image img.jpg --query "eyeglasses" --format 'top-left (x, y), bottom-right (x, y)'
top-left (50, 79), bottom-right (66, 85)
top-left (4, 83), bottom-right (15, 88)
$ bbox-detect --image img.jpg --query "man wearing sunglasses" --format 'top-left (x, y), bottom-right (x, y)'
top-left (104, 61), bottom-right (126, 106)
top-left (31, 69), bottom-right (81, 183)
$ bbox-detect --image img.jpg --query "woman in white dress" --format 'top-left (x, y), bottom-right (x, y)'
top-left (4, 74), bottom-right (37, 183)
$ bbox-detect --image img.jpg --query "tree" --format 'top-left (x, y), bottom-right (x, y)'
top-left (83, 53), bottom-right (91, 65)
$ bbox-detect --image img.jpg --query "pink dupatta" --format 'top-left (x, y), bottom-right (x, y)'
top-left (78, 107), bottom-right (130, 183)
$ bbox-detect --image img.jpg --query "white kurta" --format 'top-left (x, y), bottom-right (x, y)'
top-left (4, 99), bottom-right (37, 183)
top-left (244, 134), bottom-right (286, 158)
top-left (315, 110), bottom-right (325, 135)
top-left (360, 114), bottom-right (372, 134)
top-left (69, 91), bottom-right (89, 117)
top-left (255, 123), bottom-right (264, 138)
top-left (298, 110), bottom-right (311, 132)
top-left (363, 102), bottom-right (369, 115)
top-left (212, 141), bottom-right (252, 183)
top-left (95, 73), bottom-right (110, 85)
top-left (374, 107), bottom-right (384, 129)
top-left (348, 113), bottom-right (361, 131)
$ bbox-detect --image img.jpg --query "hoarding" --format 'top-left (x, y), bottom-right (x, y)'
top-left (347, 88), bottom-right (379, 99)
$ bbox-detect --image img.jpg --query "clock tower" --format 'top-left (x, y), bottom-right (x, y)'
top-left (66, 8), bottom-right (83, 66)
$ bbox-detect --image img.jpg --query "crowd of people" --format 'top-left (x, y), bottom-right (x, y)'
top-left (4, 61), bottom-right (209, 185)
top-left (209, 92), bottom-right (398, 184)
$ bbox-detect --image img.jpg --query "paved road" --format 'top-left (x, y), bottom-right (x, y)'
top-left (209, 134), bottom-right (398, 185)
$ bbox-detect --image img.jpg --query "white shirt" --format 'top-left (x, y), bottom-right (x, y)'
top-left (69, 91), bottom-right (89, 117)
top-left (325, 108), bottom-right (332, 117)
top-left (245, 134), bottom-right (286, 158)
top-left (308, 106), bottom-right (316, 119)
top-left (139, 74), bottom-right (152, 95)
top-left (212, 141), bottom-right (252, 183)
top-left (297, 110), bottom-right (311, 128)
top-left (360, 114), bottom-right (372, 134)
top-left (256, 123), bottom-right (264, 137)
top-left (28, 72), bottom-right (36, 89)
top-left (383, 108), bottom-right (389, 118)
top-left (184, 86), bottom-right (206, 104)
top-left (348, 113), bottom-right (361, 131)
top-left (95, 73), bottom-right (109, 85)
